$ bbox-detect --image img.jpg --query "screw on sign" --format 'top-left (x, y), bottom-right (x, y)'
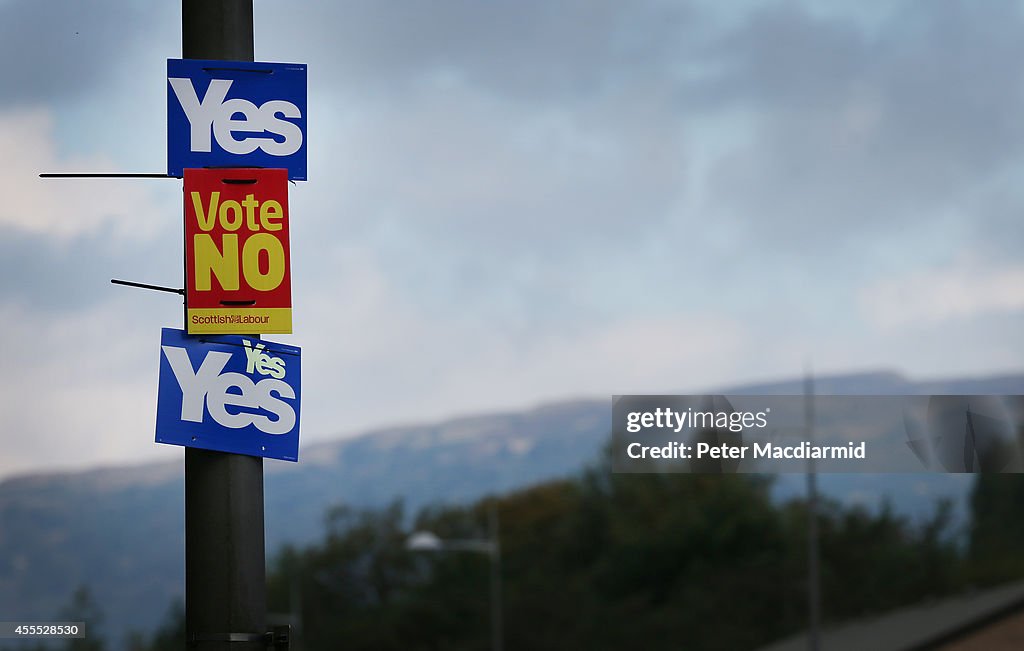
top-left (184, 168), bottom-right (292, 334)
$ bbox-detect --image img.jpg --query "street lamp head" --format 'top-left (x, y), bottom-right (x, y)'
top-left (407, 530), bottom-right (444, 551)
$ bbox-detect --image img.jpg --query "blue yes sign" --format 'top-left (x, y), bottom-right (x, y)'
top-left (167, 59), bottom-right (307, 180)
top-left (156, 328), bottom-right (301, 461)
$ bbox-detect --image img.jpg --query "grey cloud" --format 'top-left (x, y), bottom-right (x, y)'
top-left (302, 87), bottom-right (688, 308)
top-left (247, 1), bottom-right (704, 332)
top-left (683, 0), bottom-right (1024, 257)
top-left (961, 184), bottom-right (1024, 259)
top-left (686, 3), bottom-right (868, 110)
top-left (0, 224), bottom-right (179, 314)
top-left (278, 0), bottom-right (1024, 270)
top-left (0, 0), bottom-right (174, 106)
top-left (261, 0), bottom-right (697, 101)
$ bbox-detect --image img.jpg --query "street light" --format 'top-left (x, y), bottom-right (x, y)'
top-left (407, 504), bottom-right (503, 651)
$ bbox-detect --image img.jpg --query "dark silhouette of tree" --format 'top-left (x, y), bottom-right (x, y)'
top-left (122, 600), bottom-right (183, 651)
top-left (969, 474), bottom-right (1024, 583)
top-left (260, 458), bottom-right (963, 650)
top-left (54, 585), bottom-right (105, 651)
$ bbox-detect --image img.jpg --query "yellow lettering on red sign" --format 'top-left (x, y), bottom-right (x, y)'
top-left (184, 168), bottom-right (292, 335)
top-left (189, 192), bottom-right (288, 293)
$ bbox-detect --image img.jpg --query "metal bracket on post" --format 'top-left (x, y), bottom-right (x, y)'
top-left (110, 279), bottom-right (185, 295)
top-left (188, 633), bottom-right (264, 645)
top-left (186, 626), bottom-right (288, 649)
top-left (268, 625), bottom-right (290, 650)
top-left (39, 173), bottom-right (175, 179)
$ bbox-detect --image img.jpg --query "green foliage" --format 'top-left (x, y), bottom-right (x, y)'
top-left (58, 586), bottom-right (104, 651)
top-left (22, 467), bottom-right (980, 651)
top-left (259, 468), bottom-right (965, 651)
top-left (812, 498), bottom-right (961, 617)
top-left (129, 600), bottom-right (184, 651)
top-left (0, 586), bottom-right (108, 651)
top-left (28, 467), bottom-right (1024, 650)
top-left (968, 474), bottom-right (1024, 583)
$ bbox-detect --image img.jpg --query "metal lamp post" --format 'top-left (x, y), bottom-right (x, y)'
top-left (407, 504), bottom-right (503, 651)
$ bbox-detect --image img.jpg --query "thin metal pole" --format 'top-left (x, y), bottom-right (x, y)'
top-left (489, 503), bottom-right (504, 651)
top-left (806, 369), bottom-right (821, 651)
top-left (181, 3), bottom-right (266, 650)
top-left (290, 575), bottom-right (302, 651)
top-left (40, 173), bottom-right (172, 179)
top-left (110, 279), bottom-right (184, 295)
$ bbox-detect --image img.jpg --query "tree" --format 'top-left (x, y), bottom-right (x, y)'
top-left (969, 474), bottom-right (1024, 583)
top-left (59, 586), bottom-right (105, 651)
top-left (259, 455), bottom-right (967, 649)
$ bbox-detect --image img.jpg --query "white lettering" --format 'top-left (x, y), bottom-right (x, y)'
top-left (170, 77), bottom-right (303, 157)
top-left (214, 98), bottom-right (264, 155)
top-left (162, 344), bottom-right (296, 434)
top-left (169, 78), bottom-right (232, 153)
top-left (162, 345), bottom-right (231, 423)
top-left (207, 372), bottom-right (259, 428)
top-left (249, 379), bottom-right (296, 435)
top-left (242, 340), bottom-right (287, 379)
top-left (257, 100), bottom-right (304, 156)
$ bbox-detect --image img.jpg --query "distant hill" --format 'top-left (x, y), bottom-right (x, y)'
top-left (0, 370), bottom-right (1021, 646)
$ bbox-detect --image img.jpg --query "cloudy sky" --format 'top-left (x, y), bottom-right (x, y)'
top-left (1, 0), bottom-right (1022, 479)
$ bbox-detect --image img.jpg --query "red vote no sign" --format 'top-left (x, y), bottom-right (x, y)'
top-left (184, 168), bottom-right (292, 334)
